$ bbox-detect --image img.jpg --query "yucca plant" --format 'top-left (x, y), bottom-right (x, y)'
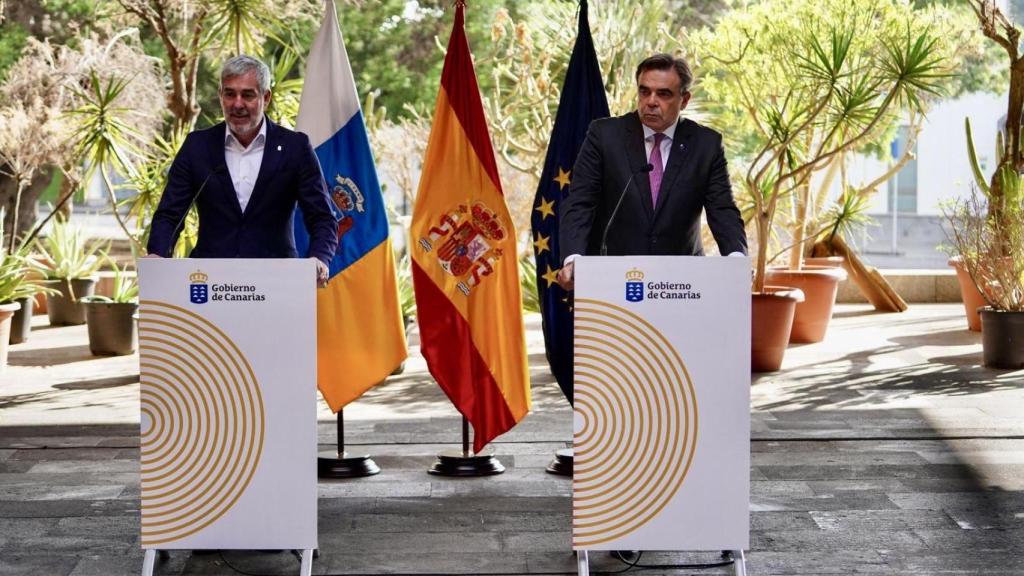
top-left (692, 0), bottom-right (966, 291)
top-left (518, 253), bottom-right (540, 314)
top-left (0, 213), bottom-right (57, 305)
top-left (81, 259), bottom-right (139, 304)
top-left (67, 71), bottom-right (145, 253)
top-left (32, 220), bottom-right (109, 282)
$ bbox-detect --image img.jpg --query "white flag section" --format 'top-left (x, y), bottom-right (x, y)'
top-left (296, 0), bottom-right (359, 146)
top-left (292, 0), bottom-right (407, 411)
top-left (572, 256), bottom-right (751, 551)
top-left (137, 259), bottom-right (317, 551)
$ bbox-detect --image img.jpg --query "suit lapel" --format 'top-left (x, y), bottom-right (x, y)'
top-left (654, 118), bottom-right (693, 216)
top-left (624, 113), bottom-right (654, 219)
top-left (208, 123), bottom-right (242, 218)
top-left (246, 117), bottom-right (282, 215)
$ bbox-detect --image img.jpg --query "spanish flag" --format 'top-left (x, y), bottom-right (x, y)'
top-left (410, 0), bottom-right (531, 452)
top-left (294, 0), bottom-right (407, 411)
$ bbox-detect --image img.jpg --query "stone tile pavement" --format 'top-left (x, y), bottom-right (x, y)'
top-left (1, 305), bottom-right (1022, 575)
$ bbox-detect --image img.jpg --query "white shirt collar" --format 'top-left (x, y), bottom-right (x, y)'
top-left (642, 118), bottom-right (678, 142)
top-left (225, 117), bottom-right (268, 151)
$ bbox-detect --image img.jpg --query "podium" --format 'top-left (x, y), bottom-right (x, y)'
top-left (137, 259), bottom-right (318, 576)
top-left (572, 256), bottom-right (750, 575)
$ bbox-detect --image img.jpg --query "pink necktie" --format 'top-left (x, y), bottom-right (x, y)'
top-left (649, 133), bottom-right (665, 207)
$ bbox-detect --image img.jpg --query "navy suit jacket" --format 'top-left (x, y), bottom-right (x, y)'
top-left (559, 112), bottom-right (747, 259)
top-left (147, 119), bottom-right (338, 265)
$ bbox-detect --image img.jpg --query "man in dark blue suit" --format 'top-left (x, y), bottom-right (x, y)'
top-left (147, 55), bottom-right (337, 285)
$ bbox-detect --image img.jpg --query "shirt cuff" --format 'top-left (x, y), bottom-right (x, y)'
top-left (726, 251), bottom-right (746, 257)
top-left (563, 254), bottom-right (581, 266)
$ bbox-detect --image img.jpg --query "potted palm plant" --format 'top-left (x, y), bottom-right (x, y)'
top-left (0, 222), bottom-right (56, 370)
top-left (81, 259), bottom-right (138, 356)
top-left (944, 174), bottom-right (1024, 368)
top-left (692, 0), bottom-right (961, 367)
top-left (32, 220), bottom-right (109, 326)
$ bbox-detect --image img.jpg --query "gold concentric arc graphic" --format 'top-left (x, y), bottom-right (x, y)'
top-left (572, 298), bottom-right (698, 548)
top-left (139, 300), bottom-right (265, 546)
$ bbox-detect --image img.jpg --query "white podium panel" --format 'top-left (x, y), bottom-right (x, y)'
top-left (573, 256), bottom-right (750, 551)
top-left (137, 258), bottom-right (317, 550)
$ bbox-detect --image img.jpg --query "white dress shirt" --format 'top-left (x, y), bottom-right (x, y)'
top-left (642, 121), bottom-right (677, 169)
top-left (224, 120), bottom-right (267, 213)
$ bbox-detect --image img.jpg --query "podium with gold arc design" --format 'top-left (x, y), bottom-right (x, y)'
top-left (572, 256), bottom-right (750, 576)
top-left (137, 259), bottom-right (318, 576)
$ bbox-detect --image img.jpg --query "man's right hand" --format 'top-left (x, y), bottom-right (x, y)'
top-left (556, 261), bottom-right (574, 291)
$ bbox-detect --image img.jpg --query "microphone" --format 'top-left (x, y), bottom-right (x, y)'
top-left (167, 164), bottom-right (226, 256)
top-left (600, 163), bottom-right (654, 256)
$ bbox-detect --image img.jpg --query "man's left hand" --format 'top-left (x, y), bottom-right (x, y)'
top-left (316, 259), bottom-right (330, 288)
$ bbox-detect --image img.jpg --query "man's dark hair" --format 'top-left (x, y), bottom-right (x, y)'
top-left (635, 53), bottom-right (693, 94)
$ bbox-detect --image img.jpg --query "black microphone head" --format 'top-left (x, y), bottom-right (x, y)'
top-left (643, 163), bottom-right (654, 173)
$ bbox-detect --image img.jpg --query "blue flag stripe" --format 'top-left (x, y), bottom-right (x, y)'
top-left (295, 111), bottom-right (389, 279)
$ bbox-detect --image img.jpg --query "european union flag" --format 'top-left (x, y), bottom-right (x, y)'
top-left (531, 0), bottom-right (609, 405)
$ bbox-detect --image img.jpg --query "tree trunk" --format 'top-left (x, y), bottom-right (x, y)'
top-left (0, 169), bottom-right (49, 246)
top-left (812, 235), bottom-right (907, 313)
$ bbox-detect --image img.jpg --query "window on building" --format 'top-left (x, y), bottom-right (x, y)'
top-left (887, 125), bottom-right (918, 213)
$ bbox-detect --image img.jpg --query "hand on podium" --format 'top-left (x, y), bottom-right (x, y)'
top-left (315, 259), bottom-right (329, 288)
top-left (556, 261), bottom-right (574, 291)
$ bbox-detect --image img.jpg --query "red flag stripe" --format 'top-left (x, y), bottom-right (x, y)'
top-left (412, 261), bottom-right (517, 452)
top-left (439, 3), bottom-right (502, 194)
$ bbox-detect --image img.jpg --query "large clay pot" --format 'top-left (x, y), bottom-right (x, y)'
top-left (84, 301), bottom-right (139, 356)
top-left (45, 277), bottom-right (97, 326)
top-left (752, 287), bottom-right (804, 373)
top-left (9, 296), bottom-right (33, 344)
top-left (804, 256), bottom-right (844, 268)
top-left (980, 308), bottom-right (1024, 369)
top-left (765, 266), bottom-right (848, 343)
top-left (948, 256), bottom-right (985, 332)
top-left (0, 301), bottom-right (20, 373)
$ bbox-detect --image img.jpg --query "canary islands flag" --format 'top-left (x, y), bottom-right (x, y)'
top-left (531, 0), bottom-right (609, 405)
top-left (294, 0), bottom-right (407, 411)
top-left (410, 0), bottom-right (531, 453)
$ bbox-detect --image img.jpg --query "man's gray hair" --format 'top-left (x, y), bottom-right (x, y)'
top-left (220, 55), bottom-right (271, 94)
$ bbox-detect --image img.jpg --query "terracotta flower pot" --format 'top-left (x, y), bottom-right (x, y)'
top-left (803, 256), bottom-right (844, 268)
top-left (765, 266), bottom-right (848, 343)
top-left (9, 296), bottom-right (33, 344)
top-left (752, 287), bottom-right (804, 373)
top-left (45, 277), bottom-right (97, 326)
top-left (948, 256), bottom-right (985, 332)
top-left (980, 307), bottom-right (1024, 369)
top-left (0, 301), bottom-right (21, 374)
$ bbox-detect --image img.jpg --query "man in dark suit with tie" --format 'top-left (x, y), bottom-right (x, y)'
top-left (556, 53), bottom-right (746, 290)
top-left (147, 55), bottom-right (337, 285)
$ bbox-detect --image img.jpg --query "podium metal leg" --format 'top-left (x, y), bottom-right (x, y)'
top-left (732, 549), bottom-right (747, 576)
top-left (300, 548), bottom-right (314, 576)
top-left (141, 549), bottom-right (156, 576)
top-left (576, 550), bottom-right (589, 576)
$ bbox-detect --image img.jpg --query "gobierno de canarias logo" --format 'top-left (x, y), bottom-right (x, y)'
top-left (625, 268), bottom-right (644, 303)
top-left (189, 270), bottom-right (209, 304)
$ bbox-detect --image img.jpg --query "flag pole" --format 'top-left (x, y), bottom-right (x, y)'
top-left (317, 409), bottom-right (381, 478)
top-left (427, 415), bottom-right (505, 477)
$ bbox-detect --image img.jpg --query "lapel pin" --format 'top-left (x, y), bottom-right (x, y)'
top-left (277, 145), bottom-right (282, 151)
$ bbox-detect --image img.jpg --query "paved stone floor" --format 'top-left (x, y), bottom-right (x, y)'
top-left (1, 305), bottom-right (1022, 575)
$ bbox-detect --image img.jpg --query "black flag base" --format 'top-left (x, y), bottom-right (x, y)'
top-left (317, 452), bottom-right (381, 479)
top-left (546, 447), bottom-right (573, 476)
top-left (428, 448), bottom-right (505, 477)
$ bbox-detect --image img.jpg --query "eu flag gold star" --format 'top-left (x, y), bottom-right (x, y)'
top-left (554, 167), bottom-right (571, 191)
top-left (533, 233), bottom-right (550, 255)
top-left (535, 197), bottom-right (555, 220)
top-left (541, 264), bottom-right (560, 288)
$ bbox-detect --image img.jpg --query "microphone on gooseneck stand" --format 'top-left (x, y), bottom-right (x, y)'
top-left (167, 164), bottom-right (226, 256)
top-left (600, 163), bottom-right (654, 256)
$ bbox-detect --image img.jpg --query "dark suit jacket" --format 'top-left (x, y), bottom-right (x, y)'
top-left (147, 118), bottom-right (338, 265)
top-left (559, 112), bottom-right (747, 259)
